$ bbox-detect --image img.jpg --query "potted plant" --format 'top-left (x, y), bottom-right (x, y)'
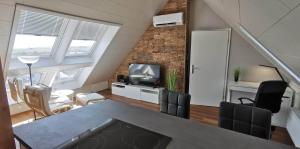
top-left (234, 67), bottom-right (240, 82)
top-left (167, 70), bottom-right (177, 91)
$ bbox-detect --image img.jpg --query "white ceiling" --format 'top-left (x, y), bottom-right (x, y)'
top-left (239, 0), bottom-right (290, 37)
top-left (0, 0), bottom-right (167, 85)
top-left (202, 0), bottom-right (300, 84)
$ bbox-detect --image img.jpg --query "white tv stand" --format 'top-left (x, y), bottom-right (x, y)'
top-left (111, 82), bottom-right (163, 104)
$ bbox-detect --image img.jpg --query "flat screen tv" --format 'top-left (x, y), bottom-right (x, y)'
top-left (129, 64), bottom-right (160, 86)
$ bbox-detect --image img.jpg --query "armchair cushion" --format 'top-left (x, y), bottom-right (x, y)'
top-left (14, 78), bottom-right (24, 100)
top-left (76, 93), bottom-right (105, 105)
top-left (49, 95), bottom-right (73, 112)
top-left (24, 85), bottom-right (73, 116)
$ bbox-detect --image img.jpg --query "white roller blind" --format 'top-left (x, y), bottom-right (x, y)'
top-left (17, 10), bottom-right (64, 36)
top-left (73, 21), bottom-right (101, 40)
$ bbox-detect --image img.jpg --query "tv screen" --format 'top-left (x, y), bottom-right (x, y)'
top-left (129, 64), bottom-right (160, 86)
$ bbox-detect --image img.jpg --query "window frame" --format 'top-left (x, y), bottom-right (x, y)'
top-left (64, 23), bottom-right (105, 57)
top-left (11, 34), bottom-right (58, 58)
top-left (7, 5), bottom-right (118, 61)
top-left (10, 9), bottom-right (69, 59)
top-left (65, 39), bottom-right (97, 57)
top-left (5, 5), bottom-right (121, 91)
top-left (48, 19), bottom-right (70, 57)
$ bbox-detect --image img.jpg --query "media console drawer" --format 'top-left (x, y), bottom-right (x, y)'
top-left (125, 86), bottom-right (140, 100)
top-left (140, 89), bottom-right (159, 104)
top-left (112, 86), bottom-right (126, 97)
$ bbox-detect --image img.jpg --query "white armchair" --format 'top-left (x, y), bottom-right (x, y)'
top-left (7, 78), bottom-right (25, 103)
top-left (23, 84), bottom-right (73, 119)
top-left (14, 78), bottom-right (24, 100)
top-left (7, 79), bottom-right (19, 103)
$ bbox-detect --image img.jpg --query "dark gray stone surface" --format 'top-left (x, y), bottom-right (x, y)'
top-left (14, 100), bottom-right (296, 149)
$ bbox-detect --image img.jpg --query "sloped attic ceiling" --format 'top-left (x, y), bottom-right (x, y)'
top-left (0, 0), bottom-right (168, 85)
top-left (202, 0), bottom-right (300, 84)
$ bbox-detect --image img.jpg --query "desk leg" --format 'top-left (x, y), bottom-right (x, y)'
top-left (20, 143), bottom-right (27, 149)
top-left (15, 138), bottom-right (28, 149)
top-left (229, 90), bottom-right (232, 103)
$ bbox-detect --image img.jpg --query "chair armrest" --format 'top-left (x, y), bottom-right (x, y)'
top-left (282, 96), bottom-right (289, 99)
top-left (237, 97), bottom-right (255, 104)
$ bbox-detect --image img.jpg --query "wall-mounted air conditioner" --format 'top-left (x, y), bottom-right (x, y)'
top-left (153, 12), bottom-right (183, 27)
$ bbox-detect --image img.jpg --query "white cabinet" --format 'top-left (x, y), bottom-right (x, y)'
top-left (111, 82), bottom-right (162, 104)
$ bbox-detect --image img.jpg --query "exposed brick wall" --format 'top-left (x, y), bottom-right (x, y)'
top-left (109, 0), bottom-right (188, 92)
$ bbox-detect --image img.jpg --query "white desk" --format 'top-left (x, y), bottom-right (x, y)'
top-left (227, 81), bottom-right (294, 128)
top-left (287, 108), bottom-right (300, 147)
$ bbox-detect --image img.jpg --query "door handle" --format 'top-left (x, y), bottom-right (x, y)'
top-left (192, 65), bottom-right (199, 74)
top-left (192, 65), bottom-right (195, 74)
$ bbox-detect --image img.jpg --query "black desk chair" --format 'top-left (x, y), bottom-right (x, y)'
top-left (219, 102), bottom-right (272, 139)
top-left (238, 81), bottom-right (287, 131)
top-left (238, 80), bottom-right (288, 114)
top-left (159, 89), bottom-right (191, 119)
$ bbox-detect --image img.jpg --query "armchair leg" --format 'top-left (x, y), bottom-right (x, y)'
top-left (33, 110), bottom-right (37, 120)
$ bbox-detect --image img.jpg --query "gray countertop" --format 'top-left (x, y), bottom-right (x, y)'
top-left (14, 100), bottom-right (296, 149)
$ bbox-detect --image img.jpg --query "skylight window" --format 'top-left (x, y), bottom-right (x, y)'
top-left (66, 22), bottom-right (102, 56)
top-left (11, 9), bottom-right (65, 57)
top-left (7, 5), bottom-right (120, 92)
top-left (13, 34), bottom-right (56, 56)
top-left (67, 40), bottom-right (95, 56)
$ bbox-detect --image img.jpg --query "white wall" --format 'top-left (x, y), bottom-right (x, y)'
top-left (190, 0), bottom-right (272, 82)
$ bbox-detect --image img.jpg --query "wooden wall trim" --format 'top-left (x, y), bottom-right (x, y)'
top-left (0, 58), bottom-right (15, 149)
top-left (184, 0), bottom-right (191, 93)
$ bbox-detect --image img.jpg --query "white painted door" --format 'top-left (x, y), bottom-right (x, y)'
top-left (189, 30), bottom-right (231, 107)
